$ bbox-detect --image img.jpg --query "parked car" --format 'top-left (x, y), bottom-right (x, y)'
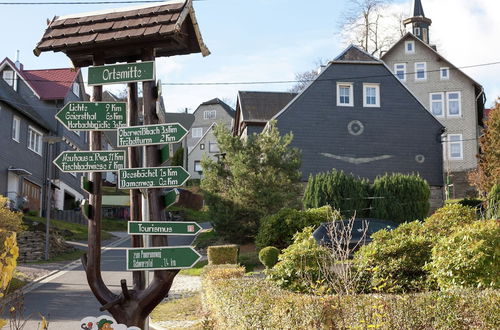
top-left (312, 218), bottom-right (398, 254)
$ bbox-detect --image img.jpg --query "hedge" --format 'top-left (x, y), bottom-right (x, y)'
top-left (207, 245), bottom-right (239, 265)
top-left (201, 267), bottom-right (500, 329)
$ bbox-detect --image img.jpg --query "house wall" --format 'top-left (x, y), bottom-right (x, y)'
top-left (275, 61), bottom-right (444, 187)
top-left (188, 128), bottom-right (219, 180)
top-left (187, 103), bottom-right (233, 153)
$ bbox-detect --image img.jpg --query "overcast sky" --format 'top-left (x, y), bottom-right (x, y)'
top-left (0, 0), bottom-right (498, 112)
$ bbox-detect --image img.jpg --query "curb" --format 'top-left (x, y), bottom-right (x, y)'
top-left (149, 322), bottom-right (166, 330)
top-left (18, 234), bottom-right (130, 296)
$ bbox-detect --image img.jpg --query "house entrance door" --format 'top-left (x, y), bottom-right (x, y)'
top-left (22, 179), bottom-right (41, 215)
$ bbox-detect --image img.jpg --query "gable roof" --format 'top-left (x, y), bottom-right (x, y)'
top-left (333, 44), bottom-right (381, 63)
top-left (381, 32), bottom-right (483, 89)
top-left (22, 68), bottom-right (79, 100)
top-left (237, 91), bottom-right (297, 122)
top-left (0, 79), bottom-right (51, 131)
top-left (188, 122), bottom-right (216, 155)
top-left (195, 98), bottom-right (235, 118)
top-left (34, 0), bottom-right (210, 67)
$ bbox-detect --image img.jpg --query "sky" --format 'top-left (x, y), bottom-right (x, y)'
top-left (0, 0), bottom-right (498, 112)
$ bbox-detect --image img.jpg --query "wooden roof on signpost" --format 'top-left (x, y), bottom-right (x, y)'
top-left (34, 0), bottom-right (209, 67)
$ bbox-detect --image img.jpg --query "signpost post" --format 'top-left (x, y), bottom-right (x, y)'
top-left (117, 123), bottom-right (188, 147)
top-left (55, 102), bottom-right (127, 131)
top-left (54, 150), bottom-right (126, 172)
top-left (118, 166), bottom-right (190, 189)
top-left (126, 246), bottom-right (202, 271)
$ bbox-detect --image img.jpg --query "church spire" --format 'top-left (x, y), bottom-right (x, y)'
top-left (404, 0), bottom-right (432, 44)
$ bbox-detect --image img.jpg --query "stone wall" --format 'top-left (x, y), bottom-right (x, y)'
top-left (17, 231), bottom-right (77, 263)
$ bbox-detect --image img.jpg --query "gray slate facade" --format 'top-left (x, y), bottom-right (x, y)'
top-left (273, 46), bottom-right (444, 188)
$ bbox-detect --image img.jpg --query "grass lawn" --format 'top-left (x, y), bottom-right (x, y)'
top-left (179, 260), bottom-right (208, 276)
top-left (24, 216), bottom-right (113, 241)
top-left (102, 218), bottom-right (127, 232)
top-left (151, 293), bottom-right (206, 328)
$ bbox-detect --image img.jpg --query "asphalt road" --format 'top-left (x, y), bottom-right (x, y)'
top-left (13, 230), bottom-right (204, 330)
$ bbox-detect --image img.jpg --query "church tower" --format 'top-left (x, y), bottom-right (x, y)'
top-left (403, 0), bottom-right (432, 44)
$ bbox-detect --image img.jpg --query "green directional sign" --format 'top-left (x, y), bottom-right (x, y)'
top-left (54, 150), bottom-right (126, 173)
top-left (163, 188), bottom-right (179, 208)
top-left (160, 144), bottom-right (173, 164)
top-left (118, 166), bottom-right (190, 189)
top-left (81, 177), bottom-right (93, 194)
top-left (88, 61), bottom-right (155, 86)
top-left (56, 102), bottom-right (126, 131)
top-left (126, 246), bottom-right (201, 270)
top-left (128, 221), bottom-right (202, 236)
top-left (117, 123), bottom-right (188, 147)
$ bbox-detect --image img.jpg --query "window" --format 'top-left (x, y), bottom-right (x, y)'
top-left (194, 161), bottom-right (203, 172)
top-left (336, 83), bottom-right (353, 106)
top-left (12, 116), bottom-right (20, 142)
top-left (448, 134), bottom-right (463, 159)
top-left (192, 127), bottom-right (203, 138)
top-left (413, 27), bottom-right (420, 36)
top-left (440, 67), bottom-right (449, 80)
top-left (28, 126), bottom-right (43, 155)
top-left (200, 143), bottom-right (205, 150)
top-left (203, 110), bottom-right (216, 119)
top-left (415, 62), bottom-right (426, 80)
top-left (72, 82), bottom-right (80, 96)
top-left (405, 41), bottom-right (415, 54)
top-left (363, 84), bottom-right (380, 107)
top-left (209, 142), bottom-right (220, 153)
top-left (447, 92), bottom-right (461, 116)
top-left (2, 70), bottom-right (14, 87)
top-left (429, 93), bottom-right (444, 117)
top-left (394, 63), bottom-right (406, 81)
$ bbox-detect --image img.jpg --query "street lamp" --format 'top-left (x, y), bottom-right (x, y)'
top-left (42, 136), bottom-right (63, 261)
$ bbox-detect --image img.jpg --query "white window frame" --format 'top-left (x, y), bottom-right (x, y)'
top-left (394, 63), bottom-right (406, 81)
top-left (194, 161), bottom-right (203, 172)
top-left (415, 62), bottom-right (427, 81)
top-left (447, 91), bottom-right (461, 117)
top-left (336, 82), bottom-right (354, 107)
top-left (429, 92), bottom-right (444, 117)
top-left (405, 40), bottom-right (415, 54)
top-left (2, 69), bottom-right (14, 87)
top-left (440, 67), bottom-right (450, 80)
top-left (448, 134), bottom-right (463, 160)
top-left (27, 126), bottom-right (43, 156)
top-left (363, 83), bottom-right (380, 108)
top-left (200, 143), bottom-right (205, 150)
top-left (203, 110), bottom-right (216, 120)
top-left (191, 127), bottom-right (203, 138)
top-left (413, 27), bottom-right (421, 36)
top-left (12, 116), bottom-right (20, 142)
top-left (72, 82), bottom-right (80, 96)
top-left (209, 142), bottom-right (220, 153)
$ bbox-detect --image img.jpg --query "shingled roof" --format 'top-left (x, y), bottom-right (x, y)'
top-left (23, 68), bottom-right (79, 100)
top-left (34, 0), bottom-right (209, 67)
top-left (237, 91), bottom-right (297, 122)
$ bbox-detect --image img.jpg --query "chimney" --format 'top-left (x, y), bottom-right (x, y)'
top-left (15, 50), bottom-right (23, 71)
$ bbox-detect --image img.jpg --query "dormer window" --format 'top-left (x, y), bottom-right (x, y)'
top-left (405, 41), bottom-right (415, 54)
top-left (2, 69), bottom-right (14, 87)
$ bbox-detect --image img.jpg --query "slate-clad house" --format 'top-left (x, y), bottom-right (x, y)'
top-left (233, 91), bottom-right (297, 138)
top-left (381, 0), bottom-right (485, 197)
top-left (271, 45), bottom-right (445, 204)
top-left (187, 98), bottom-right (234, 179)
top-left (0, 57), bottom-right (88, 214)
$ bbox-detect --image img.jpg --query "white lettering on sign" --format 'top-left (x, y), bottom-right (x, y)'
top-left (102, 66), bottom-right (143, 81)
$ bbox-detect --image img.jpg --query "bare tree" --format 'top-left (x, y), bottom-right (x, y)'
top-left (339, 0), bottom-right (405, 57)
top-left (288, 58), bottom-right (327, 93)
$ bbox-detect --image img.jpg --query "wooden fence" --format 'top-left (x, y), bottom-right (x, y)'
top-left (50, 209), bottom-right (88, 225)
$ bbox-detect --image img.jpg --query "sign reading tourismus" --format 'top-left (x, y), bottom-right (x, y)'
top-left (128, 221), bottom-right (202, 236)
top-left (88, 61), bottom-right (155, 85)
top-left (56, 102), bottom-right (126, 131)
top-left (118, 166), bottom-right (190, 189)
top-left (54, 151), bottom-right (126, 173)
top-left (117, 123), bottom-right (188, 147)
top-left (126, 246), bottom-right (202, 271)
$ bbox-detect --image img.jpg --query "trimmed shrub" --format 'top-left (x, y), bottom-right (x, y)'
top-left (370, 173), bottom-right (430, 223)
top-left (486, 184), bottom-right (500, 219)
top-left (354, 221), bottom-right (435, 293)
top-left (267, 227), bottom-right (329, 293)
top-left (207, 245), bottom-right (239, 265)
top-left (201, 264), bottom-right (245, 281)
top-left (202, 273), bottom-right (500, 329)
top-left (423, 203), bottom-right (477, 237)
top-left (258, 246), bottom-right (280, 269)
top-left (303, 170), bottom-right (371, 218)
top-left (426, 220), bottom-right (500, 289)
top-left (256, 205), bottom-right (339, 250)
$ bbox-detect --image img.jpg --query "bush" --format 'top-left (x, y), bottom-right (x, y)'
top-left (486, 184), bottom-right (500, 219)
top-left (258, 246), bottom-right (280, 269)
top-left (201, 264), bottom-right (245, 281)
top-left (0, 196), bottom-right (23, 232)
top-left (303, 170), bottom-right (371, 217)
top-left (426, 220), bottom-right (500, 290)
top-left (202, 273), bottom-right (500, 329)
top-left (0, 230), bottom-right (19, 328)
top-left (423, 203), bottom-right (477, 237)
top-left (207, 245), bottom-right (239, 265)
top-left (267, 227), bottom-right (329, 293)
top-left (256, 205), bottom-right (339, 250)
top-left (370, 173), bottom-right (430, 223)
top-left (354, 221), bottom-right (434, 293)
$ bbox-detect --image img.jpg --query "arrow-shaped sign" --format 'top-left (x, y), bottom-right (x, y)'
top-left (81, 177), bottom-right (93, 194)
top-left (54, 150), bottom-right (126, 173)
top-left (126, 246), bottom-right (202, 270)
top-left (118, 166), bottom-right (190, 189)
top-left (128, 221), bottom-right (202, 236)
top-left (55, 102), bottom-right (126, 131)
top-left (117, 123), bottom-right (188, 147)
top-left (163, 188), bottom-right (180, 208)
